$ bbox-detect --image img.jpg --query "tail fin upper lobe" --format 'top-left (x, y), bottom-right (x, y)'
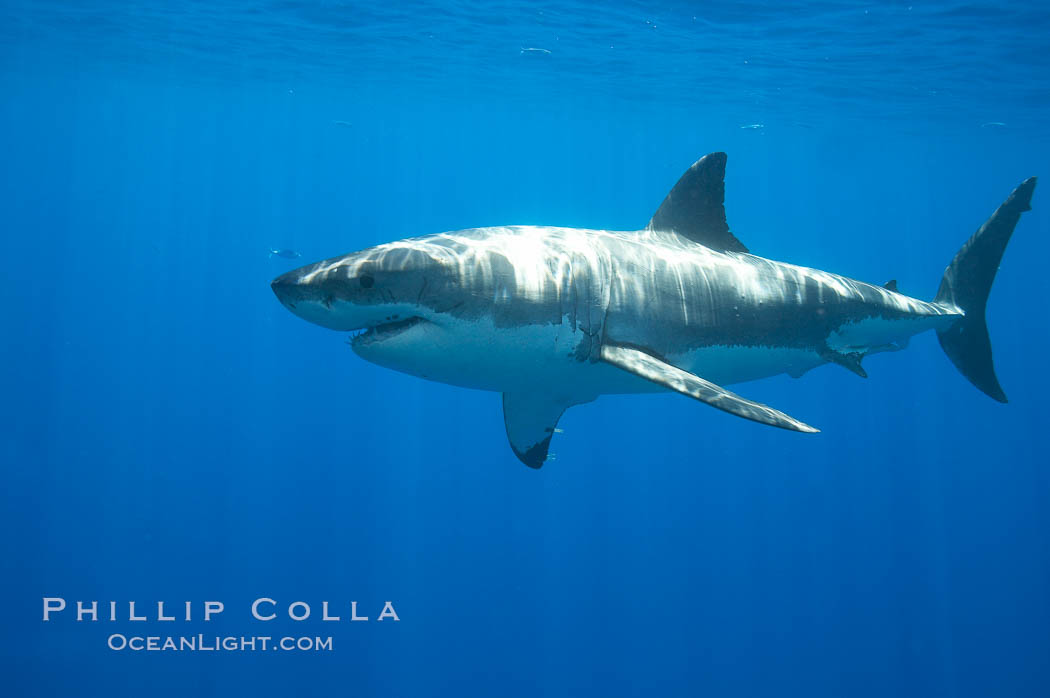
top-left (934, 176), bottom-right (1037, 402)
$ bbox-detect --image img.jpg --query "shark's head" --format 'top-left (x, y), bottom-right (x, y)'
top-left (273, 239), bottom-right (447, 324)
top-left (272, 227), bottom-right (580, 392)
top-left (271, 236), bottom-right (475, 370)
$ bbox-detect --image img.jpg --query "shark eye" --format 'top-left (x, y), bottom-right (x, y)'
top-left (359, 274), bottom-right (375, 289)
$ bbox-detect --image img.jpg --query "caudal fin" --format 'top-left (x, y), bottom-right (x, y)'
top-left (934, 176), bottom-right (1037, 402)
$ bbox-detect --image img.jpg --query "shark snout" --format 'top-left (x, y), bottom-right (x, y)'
top-left (271, 264), bottom-right (410, 332)
top-left (270, 269), bottom-right (352, 329)
top-left (270, 269), bottom-right (310, 307)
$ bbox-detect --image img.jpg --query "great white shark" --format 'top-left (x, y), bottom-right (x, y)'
top-left (272, 153), bottom-right (1036, 468)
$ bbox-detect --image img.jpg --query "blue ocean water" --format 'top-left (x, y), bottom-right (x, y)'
top-left (2, 1), bottom-right (1048, 696)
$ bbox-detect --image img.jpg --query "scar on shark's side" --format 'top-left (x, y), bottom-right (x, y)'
top-left (272, 153), bottom-right (1035, 468)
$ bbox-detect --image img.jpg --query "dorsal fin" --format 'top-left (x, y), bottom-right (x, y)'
top-left (647, 152), bottom-right (749, 253)
top-left (883, 279), bottom-right (898, 292)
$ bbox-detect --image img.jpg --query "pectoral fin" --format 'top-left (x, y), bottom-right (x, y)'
top-left (502, 393), bottom-right (568, 469)
top-left (600, 344), bottom-right (819, 433)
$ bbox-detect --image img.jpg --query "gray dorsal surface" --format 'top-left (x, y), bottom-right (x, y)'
top-left (647, 152), bottom-right (749, 253)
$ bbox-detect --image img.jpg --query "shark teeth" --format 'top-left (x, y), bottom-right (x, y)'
top-left (348, 317), bottom-right (425, 347)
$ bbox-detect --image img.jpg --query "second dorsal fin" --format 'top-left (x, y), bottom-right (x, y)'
top-left (647, 152), bottom-right (749, 253)
top-left (883, 279), bottom-right (898, 292)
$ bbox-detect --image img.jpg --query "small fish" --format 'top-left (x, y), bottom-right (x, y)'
top-left (332, 120), bottom-right (352, 127)
top-left (740, 123), bottom-right (765, 129)
top-left (981, 122), bottom-right (1007, 128)
top-left (269, 248), bottom-right (301, 259)
top-left (520, 47), bottom-right (551, 55)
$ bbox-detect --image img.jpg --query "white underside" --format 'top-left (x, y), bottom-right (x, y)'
top-left (350, 310), bottom-right (950, 402)
top-left (827, 314), bottom-right (955, 351)
top-left (353, 314), bottom-right (638, 403)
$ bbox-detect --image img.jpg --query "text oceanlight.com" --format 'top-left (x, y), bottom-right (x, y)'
top-left (107, 634), bottom-right (333, 652)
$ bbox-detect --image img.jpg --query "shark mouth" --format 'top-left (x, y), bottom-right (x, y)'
top-left (349, 316), bottom-right (426, 347)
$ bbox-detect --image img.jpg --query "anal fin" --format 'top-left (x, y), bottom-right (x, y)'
top-left (821, 348), bottom-right (868, 378)
top-left (600, 344), bottom-right (819, 433)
